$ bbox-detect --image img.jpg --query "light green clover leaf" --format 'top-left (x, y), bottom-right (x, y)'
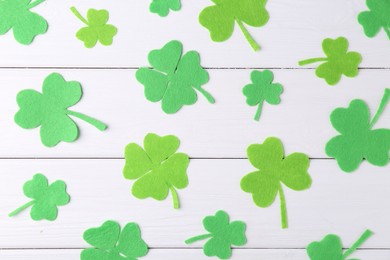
top-left (299, 37), bottom-right (362, 85)
top-left (81, 220), bottom-right (149, 260)
top-left (9, 174), bottom-right (70, 221)
top-left (14, 73), bottom-right (107, 147)
top-left (150, 0), bottom-right (181, 17)
top-left (123, 133), bottom-right (189, 209)
top-left (136, 40), bottom-right (215, 114)
top-left (0, 0), bottom-right (48, 45)
top-left (71, 7), bottom-right (117, 48)
top-left (240, 137), bottom-right (311, 229)
top-left (358, 0), bottom-right (390, 40)
top-left (185, 210), bottom-right (247, 259)
top-left (326, 88), bottom-right (390, 172)
top-left (199, 0), bottom-right (269, 51)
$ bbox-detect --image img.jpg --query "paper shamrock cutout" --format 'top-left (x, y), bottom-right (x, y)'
top-left (81, 220), bottom-right (149, 260)
top-left (14, 73), bottom-right (107, 147)
top-left (326, 88), bottom-right (390, 172)
top-left (307, 230), bottom-right (373, 260)
top-left (9, 174), bottom-right (70, 221)
top-left (70, 7), bottom-right (117, 48)
top-left (243, 70), bottom-right (283, 121)
top-left (240, 137), bottom-right (311, 229)
top-left (0, 0), bottom-right (48, 45)
top-left (358, 0), bottom-right (390, 40)
top-left (185, 210), bottom-right (247, 259)
top-left (199, 0), bottom-right (269, 51)
top-left (123, 133), bottom-right (189, 209)
top-left (299, 37), bottom-right (362, 85)
top-left (136, 40), bottom-right (215, 114)
top-left (150, 0), bottom-right (181, 17)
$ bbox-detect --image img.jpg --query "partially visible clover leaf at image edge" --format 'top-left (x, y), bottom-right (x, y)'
top-left (358, 0), bottom-right (390, 40)
top-left (150, 0), bottom-right (181, 17)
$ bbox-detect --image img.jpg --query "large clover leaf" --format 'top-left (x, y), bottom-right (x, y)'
top-left (149, 0), bottom-right (181, 17)
top-left (358, 0), bottom-right (390, 40)
top-left (326, 88), bottom-right (390, 172)
top-left (123, 133), bottom-right (189, 209)
top-left (240, 137), bottom-right (311, 229)
top-left (136, 40), bottom-right (215, 114)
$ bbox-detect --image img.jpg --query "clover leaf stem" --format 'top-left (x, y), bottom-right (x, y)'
top-left (254, 100), bottom-right (264, 121)
top-left (278, 184), bottom-right (288, 229)
top-left (28, 0), bottom-right (45, 9)
top-left (185, 233), bottom-right (213, 244)
top-left (66, 110), bottom-right (107, 131)
top-left (298, 57), bottom-right (328, 66)
top-left (70, 7), bottom-right (89, 25)
top-left (8, 200), bottom-right (35, 217)
top-left (342, 229), bottom-right (373, 259)
top-left (194, 87), bottom-right (216, 104)
top-left (384, 27), bottom-right (390, 40)
top-left (169, 186), bottom-right (180, 209)
top-left (369, 88), bottom-right (390, 128)
top-left (236, 20), bottom-right (260, 51)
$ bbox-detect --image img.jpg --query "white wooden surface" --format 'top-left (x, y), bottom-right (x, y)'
top-left (0, 0), bottom-right (389, 259)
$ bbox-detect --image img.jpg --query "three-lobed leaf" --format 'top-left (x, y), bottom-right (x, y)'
top-left (149, 0), bottom-right (181, 17)
top-left (358, 0), bottom-right (390, 40)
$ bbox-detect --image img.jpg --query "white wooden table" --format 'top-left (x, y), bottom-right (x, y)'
top-left (0, 1), bottom-right (389, 259)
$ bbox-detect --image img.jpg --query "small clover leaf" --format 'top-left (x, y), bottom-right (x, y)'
top-left (307, 230), bottom-right (373, 260)
top-left (71, 7), bottom-right (117, 48)
top-left (185, 210), bottom-right (247, 259)
top-left (326, 88), bottom-right (390, 172)
top-left (136, 40), bottom-right (215, 114)
top-left (9, 174), bottom-right (70, 221)
top-left (150, 0), bottom-right (181, 17)
top-left (81, 220), bottom-right (149, 260)
top-left (243, 70), bottom-right (283, 121)
top-left (0, 0), bottom-right (48, 45)
top-left (199, 0), bottom-right (269, 51)
top-left (358, 0), bottom-right (390, 40)
top-left (14, 73), bottom-right (107, 147)
top-left (240, 137), bottom-right (311, 229)
top-left (123, 133), bottom-right (189, 209)
top-left (299, 37), bottom-right (362, 85)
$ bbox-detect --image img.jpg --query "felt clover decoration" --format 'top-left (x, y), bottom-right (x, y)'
top-left (136, 40), bottom-right (215, 114)
top-left (9, 174), bottom-right (70, 221)
top-left (326, 88), bottom-right (390, 172)
top-left (70, 7), bottom-right (118, 48)
top-left (123, 133), bottom-right (189, 209)
top-left (199, 0), bottom-right (269, 51)
top-left (0, 0), bottom-right (48, 45)
top-left (185, 210), bottom-right (247, 259)
top-left (358, 0), bottom-right (390, 40)
top-left (243, 70), bottom-right (283, 121)
top-left (81, 220), bottom-right (149, 260)
top-left (240, 137), bottom-right (311, 229)
top-left (150, 0), bottom-right (181, 17)
top-left (14, 73), bottom-right (107, 147)
top-left (307, 230), bottom-right (373, 260)
top-left (299, 37), bottom-right (362, 85)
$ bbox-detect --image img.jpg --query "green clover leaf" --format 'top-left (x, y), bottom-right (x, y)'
top-left (358, 0), bottom-right (390, 40)
top-left (14, 73), bottom-right (107, 147)
top-left (81, 220), bottom-right (149, 260)
top-left (199, 0), bottom-right (269, 51)
top-left (307, 230), bottom-right (373, 260)
top-left (123, 133), bottom-right (189, 209)
top-left (70, 7), bottom-right (117, 48)
top-left (9, 174), bottom-right (70, 221)
top-left (299, 37), bottom-right (362, 85)
top-left (185, 210), bottom-right (247, 259)
top-left (136, 40), bottom-right (215, 114)
top-left (0, 0), bottom-right (48, 45)
top-left (150, 0), bottom-right (181, 17)
top-left (243, 70), bottom-right (283, 121)
top-left (240, 137), bottom-right (311, 229)
top-left (326, 88), bottom-right (390, 172)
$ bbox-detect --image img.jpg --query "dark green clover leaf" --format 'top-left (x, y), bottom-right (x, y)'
top-left (123, 133), bottom-right (189, 209)
top-left (299, 37), bottom-right (362, 85)
top-left (358, 0), bottom-right (390, 40)
top-left (9, 174), bottom-right (70, 221)
top-left (185, 210), bottom-right (247, 259)
top-left (81, 220), bottom-right (149, 260)
top-left (307, 230), bottom-right (373, 260)
top-left (14, 73), bottom-right (107, 147)
top-left (150, 0), bottom-right (181, 17)
top-left (326, 88), bottom-right (390, 172)
top-left (243, 70), bottom-right (283, 121)
top-left (136, 40), bottom-right (215, 114)
top-left (0, 0), bottom-right (48, 45)
top-left (70, 7), bottom-right (117, 48)
top-left (240, 137), bottom-right (311, 229)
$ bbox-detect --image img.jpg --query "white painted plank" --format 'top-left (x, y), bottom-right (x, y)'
top-left (0, 159), bottom-right (389, 248)
top-left (0, 69), bottom-right (388, 158)
top-left (0, 0), bottom-right (388, 68)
